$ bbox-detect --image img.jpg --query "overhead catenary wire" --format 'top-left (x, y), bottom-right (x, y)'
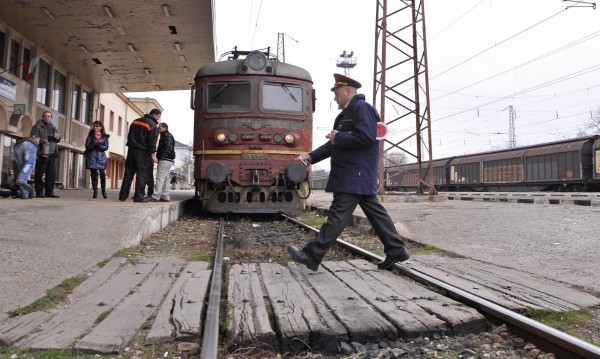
top-left (430, 7), bottom-right (569, 81)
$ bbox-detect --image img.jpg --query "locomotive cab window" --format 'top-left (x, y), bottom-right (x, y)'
top-left (261, 82), bottom-right (304, 113)
top-left (206, 82), bottom-right (250, 112)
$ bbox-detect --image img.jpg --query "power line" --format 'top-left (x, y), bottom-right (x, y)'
top-left (431, 29), bottom-right (600, 102)
top-left (434, 63), bottom-right (600, 122)
top-left (430, 7), bottom-right (568, 81)
top-left (428, 0), bottom-right (487, 42)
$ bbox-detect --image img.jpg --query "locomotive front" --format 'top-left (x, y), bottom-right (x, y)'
top-left (191, 51), bottom-right (313, 213)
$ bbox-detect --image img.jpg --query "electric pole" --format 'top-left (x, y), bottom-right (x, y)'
top-left (373, 0), bottom-right (435, 195)
top-left (277, 33), bottom-right (285, 62)
top-left (508, 105), bottom-right (516, 148)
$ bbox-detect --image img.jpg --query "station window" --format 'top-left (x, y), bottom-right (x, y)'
top-left (99, 104), bottom-right (105, 125)
top-left (36, 59), bottom-right (51, 106)
top-left (21, 48), bottom-right (30, 80)
top-left (118, 116), bottom-right (123, 135)
top-left (52, 70), bottom-right (66, 113)
top-left (81, 90), bottom-right (92, 125)
top-left (9, 39), bottom-right (20, 76)
top-left (0, 31), bottom-right (5, 68)
top-left (72, 84), bottom-right (81, 120)
top-left (109, 111), bottom-right (114, 131)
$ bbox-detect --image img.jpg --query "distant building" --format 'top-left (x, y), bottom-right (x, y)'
top-left (310, 169), bottom-right (329, 190)
top-left (172, 140), bottom-right (193, 190)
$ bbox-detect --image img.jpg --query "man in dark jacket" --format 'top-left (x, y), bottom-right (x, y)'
top-left (151, 122), bottom-right (176, 202)
top-left (30, 111), bottom-right (61, 198)
top-left (288, 73), bottom-right (410, 271)
top-left (118, 109), bottom-right (160, 202)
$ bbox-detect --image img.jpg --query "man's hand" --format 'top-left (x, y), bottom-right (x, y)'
top-left (326, 130), bottom-right (338, 145)
top-left (298, 153), bottom-right (312, 165)
top-left (151, 153), bottom-right (158, 164)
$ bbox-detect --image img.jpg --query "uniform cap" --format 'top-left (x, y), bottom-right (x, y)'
top-left (330, 73), bottom-right (362, 91)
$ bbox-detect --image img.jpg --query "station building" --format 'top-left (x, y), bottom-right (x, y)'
top-left (0, 1), bottom-right (215, 191)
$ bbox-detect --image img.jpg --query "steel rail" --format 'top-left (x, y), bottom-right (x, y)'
top-left (200, 218), bottom-right (225, 359)
top-left (281, 213), bottom-right (600, 359)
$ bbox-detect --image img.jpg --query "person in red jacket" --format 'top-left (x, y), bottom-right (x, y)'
top-left (118, 109), bottom-right (159, 203)
top-left (288, 74), bottom-right (410, 271)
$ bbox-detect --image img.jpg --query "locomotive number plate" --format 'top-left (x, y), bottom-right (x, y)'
top-left (241, 153), bottom-right (266, 160)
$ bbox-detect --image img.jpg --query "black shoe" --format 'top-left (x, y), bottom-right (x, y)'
top-left (378, 248), bottom-right (411, 270)
top-left (102, 190), bottom-right (107, 199)
top-left (158, 198), bottom-right (170, 202)
top-left (45, 194), bottom-right (60, 198)
top-left (287, 245), bottom-right (319, 271)
top-left (133, 197), bottom-right (150, 203)
top-left (36, 193), bottom-right (45, 198)
top-left (93, 189), bottom-right (98, 199)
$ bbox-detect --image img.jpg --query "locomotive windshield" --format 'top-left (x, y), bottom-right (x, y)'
top-left (261, 82), bottom-right (304, 112)
top-left (206, 81), bottom-right (250, 111)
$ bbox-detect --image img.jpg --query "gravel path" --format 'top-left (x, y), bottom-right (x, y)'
top-left (308, 191), bottom-right (600, 293)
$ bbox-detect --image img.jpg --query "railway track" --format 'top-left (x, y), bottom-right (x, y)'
top-left (280, 213), bottom-right (600, 359)
top-left (1, 214), bottom-right (598, 358)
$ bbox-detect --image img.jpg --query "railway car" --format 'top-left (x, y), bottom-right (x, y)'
top-left (191, 50), bottom-right (313, 213)
top-left (385, 135), bottom-right (600, 192)
top-left (593, 137), bottom-right (600, 184)
top-left (385, 158), bottom-right (453, 192)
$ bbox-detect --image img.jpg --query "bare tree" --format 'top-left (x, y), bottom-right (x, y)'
top-left (585, 106), bottom-right (600, 134)
top-left (384, 151), bottom-right (408, 167)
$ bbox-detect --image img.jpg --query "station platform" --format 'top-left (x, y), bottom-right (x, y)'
top-left (0, 188), bottom-right (195, 322)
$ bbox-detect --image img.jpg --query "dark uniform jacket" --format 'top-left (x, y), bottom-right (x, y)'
top-left (126, 114), bottom-right (159, 152)
top-left (85, 132), bottom-right (110, 170)
top-left (156, 130), bottom-right (176, 162)
top-left (30, 119), bottom-right (60, 158)
top-left (309, 94), bottom-right (380, 195)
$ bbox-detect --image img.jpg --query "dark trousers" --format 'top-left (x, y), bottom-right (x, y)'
top-left (34, 155), bottom-right (57, 195)
top-left (119, 148), bottom-right (150, 201)
top-left (303, 192), bottom-right (406, 263)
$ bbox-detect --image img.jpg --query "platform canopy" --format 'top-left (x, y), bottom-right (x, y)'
top-left (0, 0), bottom-right (215, 93)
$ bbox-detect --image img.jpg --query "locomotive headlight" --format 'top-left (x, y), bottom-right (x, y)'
top-left (273, 133), bottom-right (284, 143)
top-left (246, 51), bottom-right (267, 71)
top-left (284, 134), bottom-right (295, 144)
top-left (215, 133), bottom-right (227, 143)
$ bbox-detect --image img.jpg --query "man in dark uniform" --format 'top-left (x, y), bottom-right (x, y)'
top-left (30, 111), bottom-right (61, 198)
top-left (118, 109), bottom-right (160, 202)
top-left (288, 74), bottom-right (410, 271)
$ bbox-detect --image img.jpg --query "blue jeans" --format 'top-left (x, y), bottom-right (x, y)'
top-left (13, 141), bottom-right (37, 198)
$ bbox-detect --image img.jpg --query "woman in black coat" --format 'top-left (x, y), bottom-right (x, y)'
top-left (85, 121), bottom-right (110, 198)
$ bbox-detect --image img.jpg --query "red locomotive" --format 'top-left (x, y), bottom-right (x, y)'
top-left (190, 50), bottom-right (314, 213)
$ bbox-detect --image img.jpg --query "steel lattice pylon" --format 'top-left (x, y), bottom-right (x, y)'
top-left (373, 0), bottom-right (435, 195)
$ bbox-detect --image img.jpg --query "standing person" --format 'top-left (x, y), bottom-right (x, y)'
top-left (30, 111), bottom-right (61, 198)
top-left (144, 113), bottom-right (160, 199)
top-left (151, 122), bottom-right (176, 202)
top-left (288, 73), bottom-right (410, 271)
top-left (11, 136), bottom-right (49, 199)
top-left (85, 121), bottom-right (110, 199)
top-left (118, 109), bottom-right (160, 203)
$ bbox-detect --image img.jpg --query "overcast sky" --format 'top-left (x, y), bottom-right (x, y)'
top-left (127, 0), bottom-right (600, 169)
